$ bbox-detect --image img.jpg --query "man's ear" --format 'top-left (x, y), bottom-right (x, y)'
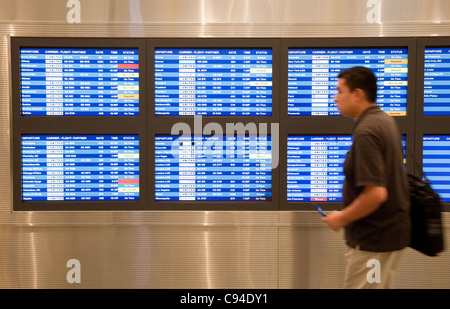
top-left (353, 88), bottom-right (365, 101)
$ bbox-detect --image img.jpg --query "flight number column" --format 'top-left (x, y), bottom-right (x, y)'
top-left (46, 138), bottom-right (64, 200)
top-left (311, 54), bottom-right (330, 115)
top-left (179, 136), bottom-right (196, 200)
top-left (179, 53), bottom-right (196, 115)
top-left (45, 53), bottom-right (64, 115)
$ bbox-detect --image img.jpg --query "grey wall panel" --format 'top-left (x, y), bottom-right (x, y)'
top-left (1, 0), bottom-right (450, 38)
top-left (0, 212), bottom-right (280, 289)
top-left (1, 212), bottom-right (449, 288)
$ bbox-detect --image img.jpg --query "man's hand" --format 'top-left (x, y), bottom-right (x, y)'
top-left (322, 210), bottom-right (348, 231)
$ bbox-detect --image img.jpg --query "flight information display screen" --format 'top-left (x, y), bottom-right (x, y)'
top-left (287, 135), bottom-right (407, 202)
top-left (288, 47), bottom-right (408, 116)
top-left (20, 48), bottom-right (139, 116)
top-left (155, 48), bottom-right (272, 116)
top-left (21, 135), bottom-right (139, 201)
top-left (287, 135), bottom-right (352, 202)
top-left (424, 47), bottom-right (450, 116)
top-left (155, 135), bottom-right (272, 201)
top-left (423, 135), bottom-right (450, 203)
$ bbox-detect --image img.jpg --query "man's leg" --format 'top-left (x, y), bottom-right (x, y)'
top-left (344, 245), bottom-right (404, 289)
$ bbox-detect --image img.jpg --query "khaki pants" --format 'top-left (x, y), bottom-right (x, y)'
top-left (344, 245), bottom-right (404, 289)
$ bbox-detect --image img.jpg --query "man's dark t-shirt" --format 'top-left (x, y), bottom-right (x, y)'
top-left (343, 105), bottom-right (411, 252)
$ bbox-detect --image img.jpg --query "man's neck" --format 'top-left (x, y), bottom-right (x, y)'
top-left (353, 102), bottom-right (375, 121)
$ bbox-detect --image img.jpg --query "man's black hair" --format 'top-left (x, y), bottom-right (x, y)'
top-left (338, 66), bottom-right (377, 103)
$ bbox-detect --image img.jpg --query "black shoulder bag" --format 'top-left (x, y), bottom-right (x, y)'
top-left (408, 173), bottom-right (444, 256)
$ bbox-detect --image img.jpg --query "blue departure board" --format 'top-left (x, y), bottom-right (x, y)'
top-left (22, 135), bottom-right (139, 201)
top-left (155, 49), bottom-right (272, 116)
top-left (423, 135), bottom-right (450, 203)
top-left (424, 48), bottom-right (450, 116)
top-left (288, 48), bottom-right (408, 116)
top-left (287, 136), bottom-right (352, 202)
top-left (287, 135), bottom-right (406, 202)
top-left (155, 135), bottom-right (272, 201)
top-left (20, 48), bottom-right (139, 116)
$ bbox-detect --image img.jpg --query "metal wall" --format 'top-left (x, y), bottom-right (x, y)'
top-left (1, 0), bottom-right (450, 288)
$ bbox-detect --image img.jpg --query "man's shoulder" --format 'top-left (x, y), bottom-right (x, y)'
top-left (355, 108), bottom-right (394, 135)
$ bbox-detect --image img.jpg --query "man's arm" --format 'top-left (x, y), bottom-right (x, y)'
top-left (322, 185), bottom-right (387, 231)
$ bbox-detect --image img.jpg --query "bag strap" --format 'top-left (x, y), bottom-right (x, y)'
top-left (414, 161), bottom-right (430, 184)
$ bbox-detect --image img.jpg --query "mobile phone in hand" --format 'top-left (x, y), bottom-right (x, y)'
top-left (313, 203), bottom-right (327, 216)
